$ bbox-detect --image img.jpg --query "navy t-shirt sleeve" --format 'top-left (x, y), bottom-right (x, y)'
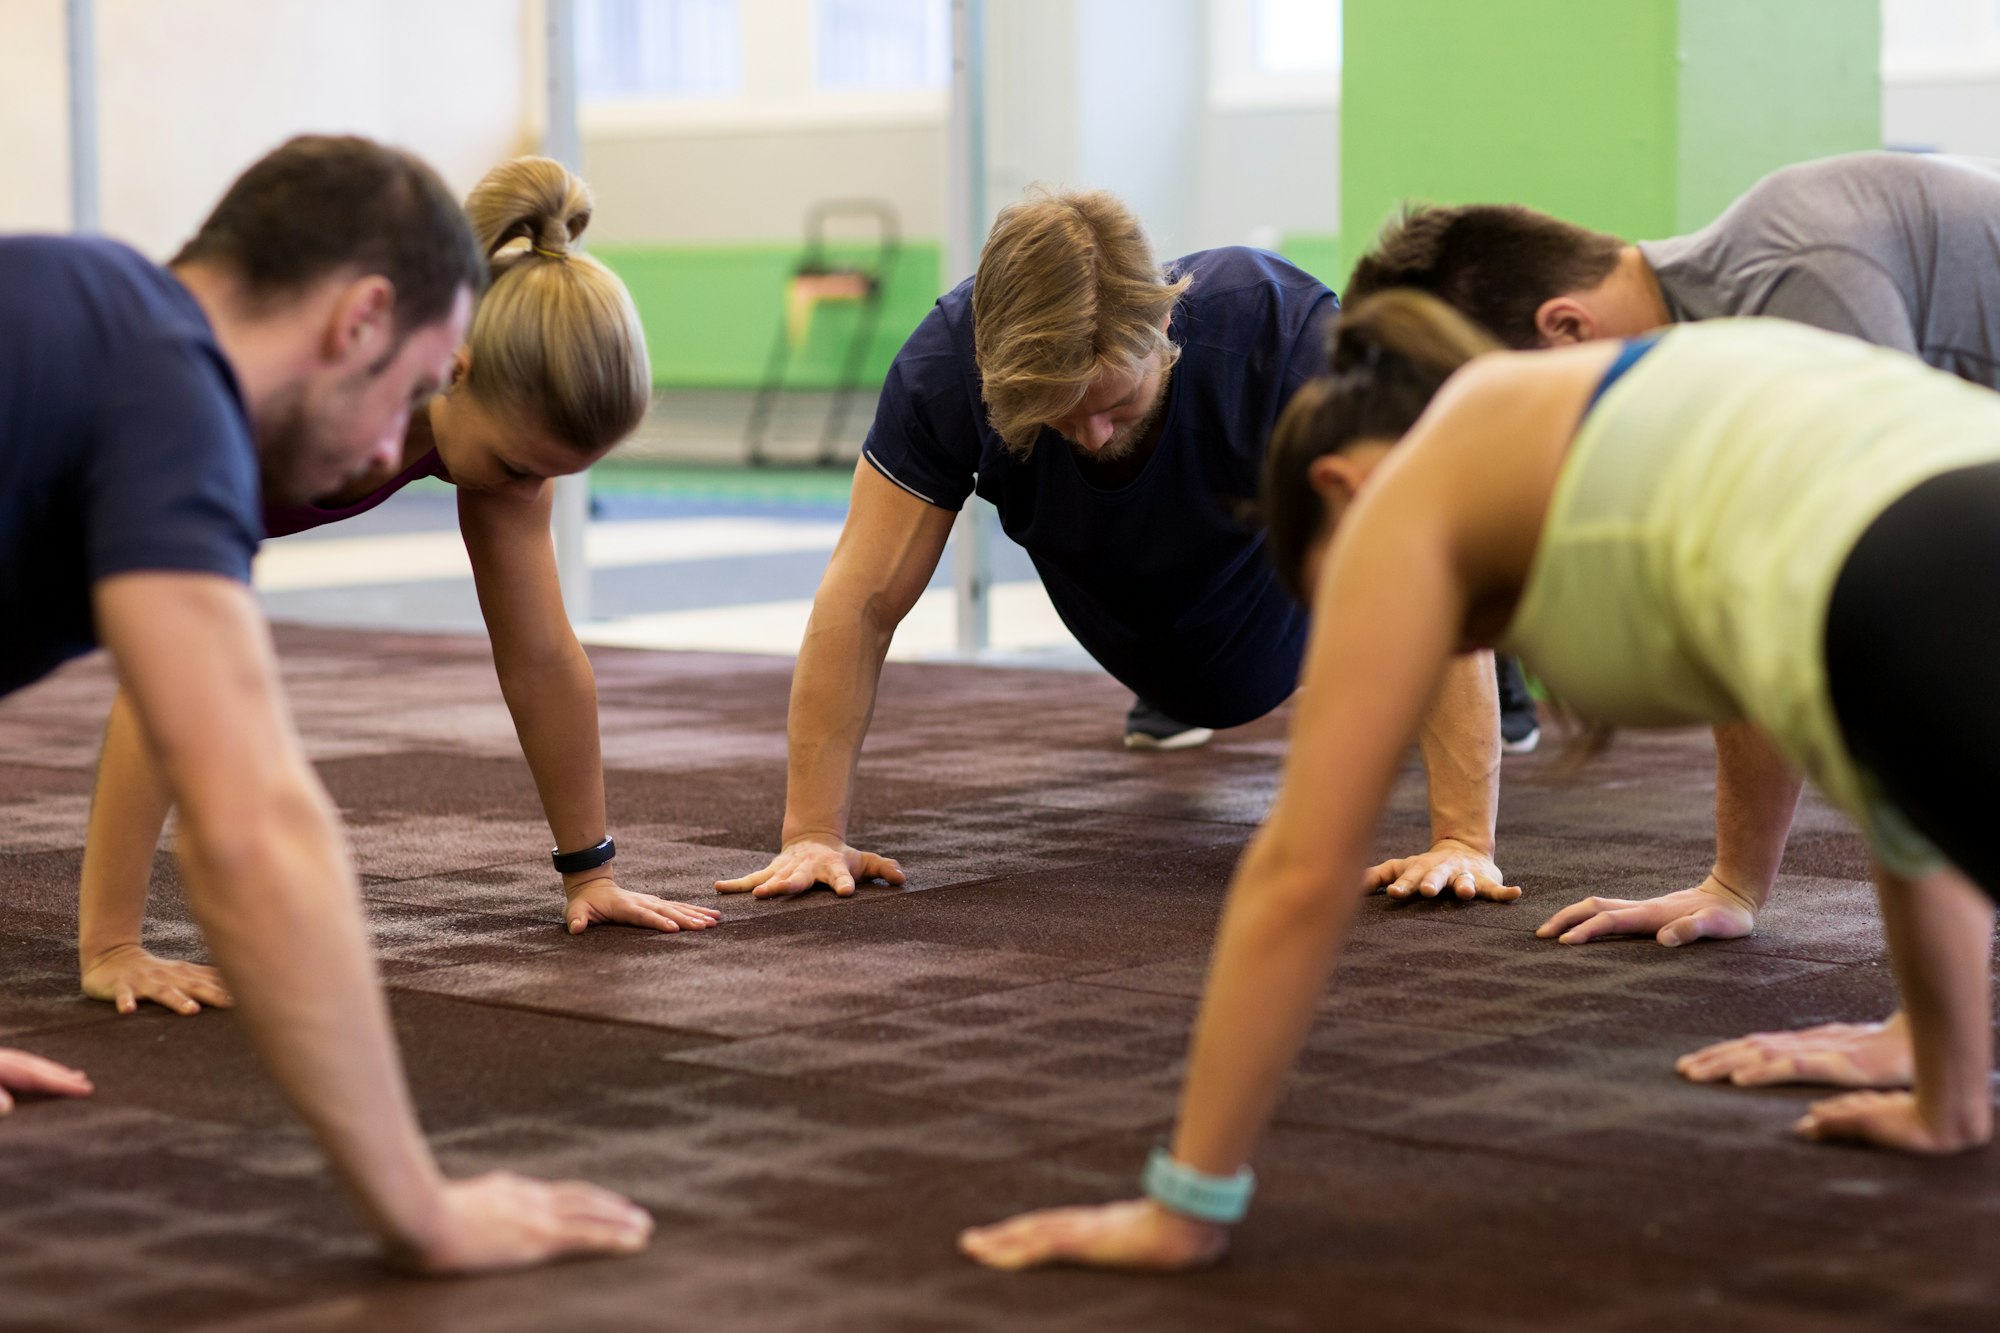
top-left (1281, 288), bottom-right (1339, 395)
top-left (861, 302), bottom-right (981, 512)
top-left (85, 336), bottom-right (261, 585)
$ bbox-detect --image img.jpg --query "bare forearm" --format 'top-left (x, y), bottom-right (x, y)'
top-left (77, 687), bottom-right (174, 963)
top-left (177, 779), bottom-right (446, 1250)
top-left (493, 638), bottom-right (606, 856)
top-left (1171, 834), bottom-right (1361, 1175)
top-left (780, 599), bottom-right (895, 845)
top-left (1417, 651), bottom-right (1501, 854)
top-left (1876, 866), bottom-right (1994, 1143)
top-left (1710, 721), bottom-right (1802, 904)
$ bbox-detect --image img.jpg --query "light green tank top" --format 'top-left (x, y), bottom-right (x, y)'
top-left (1499, 319), bottom-right (2000, 875)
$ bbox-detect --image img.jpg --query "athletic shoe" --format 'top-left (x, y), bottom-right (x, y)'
top-left (1496, 656), bottom-right (1541, 754)
top-left (1124, 699), bottom-right (1214, 751)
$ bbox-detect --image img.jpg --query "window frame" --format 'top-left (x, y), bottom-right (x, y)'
top-left (1208, 0), bottom-right (1341, 113)
top-left (575, 0), bottom-right (949, 138)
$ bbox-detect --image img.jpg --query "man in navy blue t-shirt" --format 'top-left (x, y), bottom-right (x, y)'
top-left (717, 190), bottom-right (1520, 904)
top-left (0, 136), bottom-right (650, 1273)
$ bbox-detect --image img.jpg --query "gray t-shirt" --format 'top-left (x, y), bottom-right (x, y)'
top-left (1639, 152), bottom-right (2000, 387)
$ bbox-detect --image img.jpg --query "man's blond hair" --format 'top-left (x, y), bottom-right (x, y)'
top-left (972, 188), bottom-right (1190, 455)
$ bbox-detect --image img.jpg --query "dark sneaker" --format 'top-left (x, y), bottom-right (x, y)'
top-left (1496, 656), bottom-right (1541, 754)
top-left (1124, 699), bottom-right (1214, 751)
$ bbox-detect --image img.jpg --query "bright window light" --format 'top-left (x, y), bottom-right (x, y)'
top-left (1881, 0), bottom-right (2000, 75)
top-left (815, 0), bottom-right (950, 91)
top-left (1253, 0), bottom-right (1341, 75)
top-left (577, 0), bottom-right (743, 101)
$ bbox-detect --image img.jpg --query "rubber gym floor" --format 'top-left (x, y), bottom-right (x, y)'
top-left (1, 625), bottom-right (1996, 1331)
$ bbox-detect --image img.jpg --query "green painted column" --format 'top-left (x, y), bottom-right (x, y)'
top-left (1338, 0), bottom-right (1879, 281)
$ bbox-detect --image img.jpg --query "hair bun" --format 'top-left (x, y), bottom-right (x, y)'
top-left (1329, 289), bottom-right (1496, 379)
top-left (465, 156), bottom-right (594, 271)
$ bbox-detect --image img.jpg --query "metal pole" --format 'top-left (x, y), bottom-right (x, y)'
top-left (947, 0), bottom-right (990, 655)
top-left (544, 0), bottom-right (593, 622)
top-left (66, 0), bottom-right (99, 233)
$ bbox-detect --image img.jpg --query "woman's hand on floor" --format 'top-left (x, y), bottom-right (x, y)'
top-left (1675, 1012), bottom-right (1912, 1088)
top-left (0, 1049), bottom-right (93, 1114)
top-left (562, 878), bottom-right (722, 935)
top-left (392, 1171), bottom-right (653, 1275)
top-left (1796, 1089), bottom-right (1991, 1154)
top-left (958, 1199), bottom-right (1228, 1272)
top-left (713, 836), bottom-right (906, 900)
top-left (81, 943), bottom-right (234, 1016)
top-left (1363, 838), bottom-right (1520, 902)
top-left (1536, 875), bottom-right (1757, 946)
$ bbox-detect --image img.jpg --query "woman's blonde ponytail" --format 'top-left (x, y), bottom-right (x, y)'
top-left (459, 157), bottom-right (650, 455)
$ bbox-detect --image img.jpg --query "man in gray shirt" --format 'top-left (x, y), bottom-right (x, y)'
top-left (1349, 152), bottom-right (2000, 383)
top-left (1342, 150), bottom-right (2000, 1092)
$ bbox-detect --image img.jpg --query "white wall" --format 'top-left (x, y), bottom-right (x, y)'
top-left (1194, 104), bottom-right (1339, 250)
top-left (576, 0), bottom-right (1326, 264)
top-left (12, 2), bottom-right (1977, 281)
top-left (0, 0), bottom-right (72, 234)
top-left (582, 121), bottom-right (945, 246)
top-left (1884, 72), bottom-right (2000, 156)
top-left (0, 0), bottom-right (535, 257)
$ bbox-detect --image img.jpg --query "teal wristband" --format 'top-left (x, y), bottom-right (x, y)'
top-left (1141, 1146), bottom-right (1255, 1224)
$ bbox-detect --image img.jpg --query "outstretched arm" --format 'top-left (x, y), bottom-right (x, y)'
top-left (76, 685), bottom-right (235, 1014)
top-left (1794, 863), bottom-right (1992, 1153)
top-left (1364, 649), bottom-right (1516, 902)
top-left (459, 483), bottom-right (717, 936)
top-left (96, 571), bottom-right (650, 1271)
top-left (714, 460), bottom-right (952, 899)
top-left (1539, 720), bottom-right (1799, 946)
top-left (962, 464), bottom-right (1476, 1270)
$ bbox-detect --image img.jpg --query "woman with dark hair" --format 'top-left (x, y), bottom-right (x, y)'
top-left (960, 291), bottom-right (1997, 1271)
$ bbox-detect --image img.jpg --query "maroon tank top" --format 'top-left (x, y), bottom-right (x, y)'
top-left (263, 447), bottom-right (451, 538)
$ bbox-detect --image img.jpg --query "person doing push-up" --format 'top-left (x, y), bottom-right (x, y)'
top-left (964, 294), bottom-right (1998, 1270)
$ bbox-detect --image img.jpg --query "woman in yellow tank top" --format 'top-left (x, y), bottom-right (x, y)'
top-left (959, 291), bottom-right (1999, 1272)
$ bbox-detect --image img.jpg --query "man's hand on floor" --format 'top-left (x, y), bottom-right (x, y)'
top-left (1537, 876), bottom-right (1757, 947)
top-left (81, 943), bottom-right (234, 1015)
top-left (714, 836), bottom-right (906, 900)
top-left (1676, 1012), bottom-right (1913, 1088)
top-left (0, 1049), bottom-right (93, 1114)
top-left (1364, 838), bottom-right (1520, 902)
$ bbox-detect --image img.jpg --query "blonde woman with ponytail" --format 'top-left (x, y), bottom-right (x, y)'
top-left (74, 157), bottom-right (716, 1019)
top-left (964, 293), bottom-right (2000, 1270)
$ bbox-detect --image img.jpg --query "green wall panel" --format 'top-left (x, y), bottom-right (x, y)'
top-left (1279, 233), bottom-right (1344, 289)
top-left (595, 242), bottom-right (943, 390)
top-left (1675, 0), bottom-right (1880, 232)
top-left (1341, 0), bottom-right (1679, 261)
top-left (1341, 0), bottom-right (1879, 284)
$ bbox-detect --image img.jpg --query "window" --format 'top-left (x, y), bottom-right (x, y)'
top-left (576, 0), bottom-right (743, 101)
top-left (815, 0), bottom-right (950, 91)
top-left (1252, 0), bottom-right (1341, 77)
top-left (1211, 0), bottom-right (1341, 109)
top-left (576, 0), bottom-right (949, 132)
top-left (1882, 0), bottom-right (2000, 79)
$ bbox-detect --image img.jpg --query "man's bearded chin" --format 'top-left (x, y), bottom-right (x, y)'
top-left (254, 394), bottom-right (320, 508)
top-left (255, 399), bottom-right (364, 509)
top-left (1075, 365), bottom-right (1171, 464)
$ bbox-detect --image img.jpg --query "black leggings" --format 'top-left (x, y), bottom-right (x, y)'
top-left (1824, 458), bottom-right (2000, 901)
